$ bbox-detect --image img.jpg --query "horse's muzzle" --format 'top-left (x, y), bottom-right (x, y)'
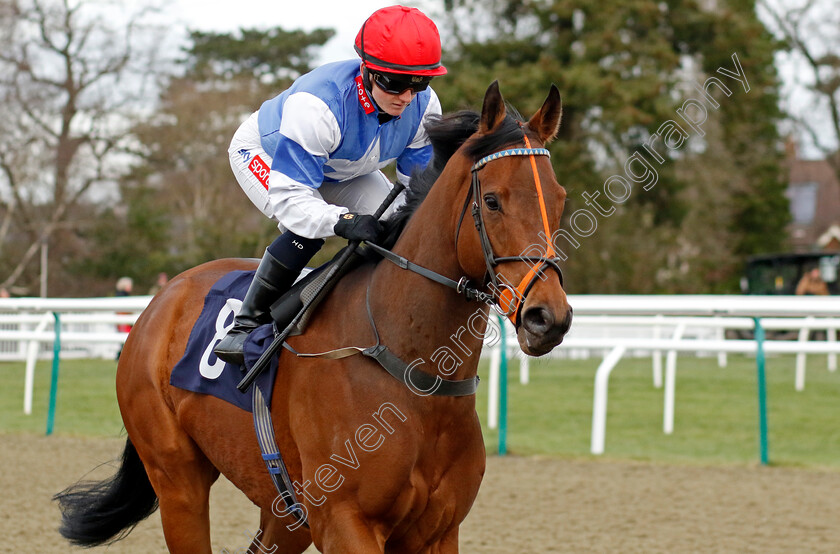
top-left (517, 304), bottom-right (572, 356)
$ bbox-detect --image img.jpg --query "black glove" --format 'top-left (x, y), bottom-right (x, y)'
top-left (333, 212), bottom-right (384, 243)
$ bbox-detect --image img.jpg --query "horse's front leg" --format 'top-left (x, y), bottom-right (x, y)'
top-left (432, 527), bottom-right (460, 553)
top-left (314, 512), bottom-right (386, 553)
top-left (382, 525), bottom-right (461, 554)
top-left (248, 507), bottom-right (313, 554)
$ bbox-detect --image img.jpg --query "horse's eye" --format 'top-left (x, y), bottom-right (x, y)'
top-left (483, 193), bottom-right (501, 211)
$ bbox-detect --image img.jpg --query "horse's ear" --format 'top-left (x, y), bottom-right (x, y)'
top-left (479, 80), bottom-right (507, 134)
top-left (528, 84), bottom-right (562, 143)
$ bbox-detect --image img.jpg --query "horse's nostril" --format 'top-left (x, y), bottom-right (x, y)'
top-left (559, 308), bottom-right (573, 335)
top-left (522, 307), bottom-right (554, 335)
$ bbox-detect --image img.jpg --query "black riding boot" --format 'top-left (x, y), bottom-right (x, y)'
top-left (214, 250), bottom-right (301, 366)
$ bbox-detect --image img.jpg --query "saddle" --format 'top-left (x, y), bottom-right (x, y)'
top-left (268, 245), bottom-right (372, 336)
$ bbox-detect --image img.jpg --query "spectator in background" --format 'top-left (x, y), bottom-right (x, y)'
top-left (115, 276), bottom-right (133, 298)
top-left (796, 267), bottom-right (829, 296)
top-left (0, 288), bottom-right (10, 298)
top-left (115, 276), bottom-right (134, 334)
top-left (115, 276), bottom-right (134, 360)
top-left (148, 272), bottom-right (169, 296)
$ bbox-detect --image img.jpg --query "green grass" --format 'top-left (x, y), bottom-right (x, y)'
top-left (0, 358), bottom-right (124, 437)
top-left (2, 354), bottom-right (838, 468)
top-left (474, 353), bottom-right (840, 468)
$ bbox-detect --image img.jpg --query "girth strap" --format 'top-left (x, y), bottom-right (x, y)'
top-left (251, 386), bottom-right (308, 529)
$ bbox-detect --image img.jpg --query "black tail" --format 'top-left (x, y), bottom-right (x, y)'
top-left (54, 438), bottom-right (159, 547)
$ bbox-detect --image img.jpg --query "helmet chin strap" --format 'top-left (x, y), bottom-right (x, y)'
top-left (361, 66), bottom-right (374, 93)
top-left (361, 66), bottom-right (396, 123)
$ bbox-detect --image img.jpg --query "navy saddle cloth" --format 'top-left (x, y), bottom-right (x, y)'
top-left (170, 269), bottom-right (282, 412)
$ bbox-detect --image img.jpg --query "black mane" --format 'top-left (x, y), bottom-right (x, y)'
top-left (380, 106), bottom-right (525, 248)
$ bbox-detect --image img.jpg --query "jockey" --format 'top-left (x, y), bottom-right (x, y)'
top-left (215, 5), bottom-right (447, 365)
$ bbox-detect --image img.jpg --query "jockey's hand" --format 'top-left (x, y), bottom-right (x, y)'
top-left (333, 212), bottom-right (384, 243)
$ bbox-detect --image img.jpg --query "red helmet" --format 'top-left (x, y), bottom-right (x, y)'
top-left (355, 5), bottom-right (447, 77)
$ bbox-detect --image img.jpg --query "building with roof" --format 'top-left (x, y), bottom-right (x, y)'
top-left (785, 146), bottom-right (840, 252)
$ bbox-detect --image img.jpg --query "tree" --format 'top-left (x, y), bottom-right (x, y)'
top-left (188, 27), bottom-right (334, 84)
top-left (759, 0), bottom-right (840, 179)
top-left (438, 0), bottom-right (789, 292)
top-left (0, 0), bottom-right (166, 294)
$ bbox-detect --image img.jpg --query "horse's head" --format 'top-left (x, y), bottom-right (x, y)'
top-left (456, 82), bottom-right (572, 356)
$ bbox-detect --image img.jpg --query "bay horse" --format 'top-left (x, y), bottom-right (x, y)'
top-left (56, 82), bottom-right (572, 553)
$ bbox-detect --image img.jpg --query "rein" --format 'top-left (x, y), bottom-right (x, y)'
top-left (364, 242), bottom-right (495, 305)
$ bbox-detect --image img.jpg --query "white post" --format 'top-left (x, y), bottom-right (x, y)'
top-left (828, 327), bottom-right (837, 372)
top-left (715, 317), bottom-right (727, 367)
top-left (488, 343), bottom-right (500, 429)
top-left (664, 323), bottom-right (686, 435)
top-left (795, 318), bottom-right (811, 391)
top-left (519, 351), bottom-right (529, 384)
top-left (652, 315), bottom-right (663, 388)
top-left (591, 345), bottom-right (627, 455)
top-left (24, 314), bottom-right (51, 414)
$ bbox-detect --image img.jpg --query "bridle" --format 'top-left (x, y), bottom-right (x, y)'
top-left (367, 127), bottom-right (564, 328)
top-left (455, 130), bottom-right (564, 326)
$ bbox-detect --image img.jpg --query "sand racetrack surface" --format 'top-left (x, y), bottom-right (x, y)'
top-left (2, 434), bottom-right (839, 553)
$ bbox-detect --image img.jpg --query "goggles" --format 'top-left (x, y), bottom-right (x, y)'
top-left (370, 71), bottom-right (432, 95)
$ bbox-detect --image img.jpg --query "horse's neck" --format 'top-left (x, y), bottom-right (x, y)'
top-left (371, 161), bottom-right (488, 381)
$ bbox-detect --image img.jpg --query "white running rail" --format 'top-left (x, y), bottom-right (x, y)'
top-left (485, 295), bottom-right (840, 454)
top-left (0, 296), bottom-right (151, 414)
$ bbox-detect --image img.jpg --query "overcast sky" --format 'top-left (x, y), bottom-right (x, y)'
top-left (170, 1), bottom-right (436, 65)
top-left (165, 0), bottom-right (834, 157)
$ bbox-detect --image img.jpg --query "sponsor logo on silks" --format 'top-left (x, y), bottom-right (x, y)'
top-left (248, 155), bottom-right (270, 190)
top-left (238, 148), bottom-right (252, 163)
top-left (355, 75), bottom-right (375, 115)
